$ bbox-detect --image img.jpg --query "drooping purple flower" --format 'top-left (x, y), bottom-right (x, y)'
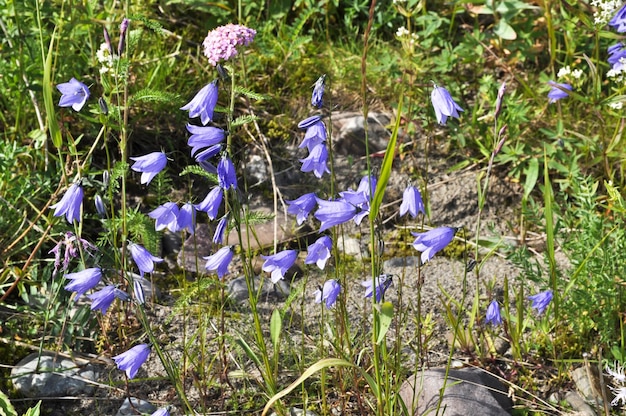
top-left (195, 187), bottom-right (223, 220)
top-left (314, 279), bottom-right (341, 309)
top-left (300, 143), bottom-right (330, 178)
top-left (362, 274), bottom-right (393, 302)
top-left (57, 78), bottom-right (90, 111)
top-left (609, 43), bottom-right (626, 68)
top-left (186, 125), bottom-right (226, 157)
top-left (494, 81), bottom-right (506, 119)
top-left (217, 155), bottom-right (237, 190)
top-left (130, 152), bottom-right (167, 185)
top-left (95, 195), bottom-right (106, 217)
top-left (113, 343), bottom-right (151, 379)
top-left (151, 409), bottom-right (170, 416)
top-left (305, 236), bottom-right (332, 270)
top-left (88, 285), bottom-right (129, 315)
top-left (204, 246), bottom-right (233, 279)
top-left (261, 249), bottom-right (298, 283)
top-left (213, 215), bottom-right (228, 244)
top-left (299, 121), bottom-right (327, 151)
top-left (314, 198), bottom-right (357, 232)
top-left (202, 24), bottom-right (257, 66)
top-left (195, 144), bottom-right (222, 163)
top-left (133, 277), bottom-right (146, 305)
top-left (286, 193), bottom-right (317, 225)
top-left (148, 202), bottom-right (179, 232)
top-left (485, 300), bottom-right (502, 326)
top-left (51, 182), bottom-right (84, 224)
top-left (528, 290), bottom-right (553, 315)
top-left (129, 243), bottom-right (163, 277)
top-left (64, 268), bottom-right (102, 299)
top-left (431, 85), bottom-right (463, 125)
top-left (118, 18), bottom-right (130, 56)
top-left (547, 81), bottom-right (572, 103)
top-left (311, 74), bottom-right (326, 108)
top-left (177, 202), bottom-right (196, 235)
top-left (181, 79), bottom-right (219, 125)
top-left (411, 227), bottom-right (456, 264)
top-left (49, 232), bottom-right (96, 274)
top-left (298, 115), bottom-right (323, 129)
top-left (399, 185), bottom-right (425, 218)
top-left (609, 4), bottom-right (626, 32)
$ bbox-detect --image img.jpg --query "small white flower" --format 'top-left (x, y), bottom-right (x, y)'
top-left (571, 69), bottom-right (583, 79)
top-left (591, 0), bottom-right (622, 26)
top-left (610, 384), bottom-right (626, 407)
top-left (607, 361), bottom-right (626, 383)
top-left (396, 26), bottom-right (409, 37)
top-left (557, 66), bottom-right (571, 79)
top-left (609, 101), bottom-right (623, 110)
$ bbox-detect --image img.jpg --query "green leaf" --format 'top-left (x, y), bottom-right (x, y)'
top-left (0, 390), bottom-right (17, 416)
top-left (523, 157), bottom-right (539, 199)
top-left (494, 20), bottom-right (516, 40)
top-left (42, 28), bottom-right (62, 148)
top-left (236, 337), bottom-right (262, 369)
top-left (270, 309), bottom-right (282, 347)
top-left (375, 301), bottom-right (393, 344)
top-left (233, 86), bottom-right (265, 101)
top-left (231, 114), bottom-right (260, 127)
top-left (23, 401), bottom-right (41, 416)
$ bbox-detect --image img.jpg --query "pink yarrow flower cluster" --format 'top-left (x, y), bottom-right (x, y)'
top-left (202, 24), bottom-right (256, 66)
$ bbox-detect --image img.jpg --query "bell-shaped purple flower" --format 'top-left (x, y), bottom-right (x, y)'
top-left (151, 409), bottom-right (170, 416)
top-left (286, 193), bottom-right (317, 225)
top-left (314, 198), bottom-right (357, 232)
top-left (177, 202), bottom-right (196, 235)
top-left (261, 249), bottom-right (298, 283)
top-left (181, 79), bottom-right (219, 125)
top-left (411, 227), bottom-right (456, 264)
top-left (129, 243), bottom-right (163, 276)
top-left (195, 144), bottom-right (222, 163)
top-left (195, 187), bottom-right (223, 220)
top-left (609, 43), bottom-right (626, 68)
top-left (57, 78), bottom-right (90, 111)
top-left (298, 115), bottom-right (323, 129)
top-left (213, 215), bottom-right (229, 244)
top-left (431, 85), bottom-right (463, 125)
top-left (528, 290), bottom-right (553, 315)
top-left (298, 116), bottom-right (327, 151)
top-left (51, 182), bottom-right (84, 224)
top-left (148, 202), bottom-right (179, 232)
top-left (113, 343), bottom-right (151, 379)
top-left (300, 143), bottom-right (330, 178)
top-left (95, 195), bottom-right (106, 218)
top-left (609, 4), bottom-right (626, 32)
top-left (314, 279), bottom-right (341, 309)
top-left (64, 267), bottom-right (102, 299)
top-left (218, 155), bottom-right (237, 190)
top-left (311, 74), bottom-right (326, 108)
top-left (305, 236), bottom-right (332, 270)
top-left (362, 274), bottom-right (393, 302)
top-left (485, 300), bottom-right (502, 326)
top-left (547, 81), bottom-right (571, 103)
top-left (130, 152), bottom-right (167, 185)
top-left (186, 124), bottom-right (226, 157)
top-left (88, 285), bottom-right (128, 315)
top-left (399, 185), bottom-right (425, 218)
top-left (204, 246), bottom-right (234, 279)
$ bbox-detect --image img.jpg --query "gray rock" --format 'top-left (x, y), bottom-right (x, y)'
top-left (332, 111), bottom-right (390, 156)
top-left (115, 397), bottom-right (156, 416)
top-left (177, 223), bottom-right (218, 273)
top-left (11, 353), bottom-right (97, 398)
top-left (399, 367), bottom-right (512, 416)
top-left (227, 275), bottom-right (291, 304)
top-left (270, 407), bottom-right (319, 416)
top-left (336, 235), bottom-right (364, 258)
top-left (245, 153), bottom-right (269, 186)
top-left (384, 256), bottom-right (421, 269)
top-left (564, 391), bottom-right (597, 416)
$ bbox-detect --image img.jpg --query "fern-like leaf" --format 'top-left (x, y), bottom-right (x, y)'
top-left (231, 114), bottom-right (259, 127)
top-left (233, 86), bottom-right (266, 101)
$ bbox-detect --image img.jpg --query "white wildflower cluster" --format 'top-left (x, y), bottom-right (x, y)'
top-left (396, 26), bottom-right (418, 45)
top-left (96, 42), bottom-right (116, 74)
top-left (608, 101), bottom-right (623, 110)
top-left (591, 0), bottom-right (621, 26)
top-left (607, 57), bottom-right (626, 83)
top-left (557, 65), bottom-right (583, 80)
top-left (607, 361), bottom-right (626, 406)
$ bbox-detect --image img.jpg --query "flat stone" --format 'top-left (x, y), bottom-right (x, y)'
top-left (332, 111), bottom-right (390, 156)
top-left (227, 275), bottom-right (290, 304)
top-left (399, 367), bottom-right (512, 416)
top-left (115, 397), bottom-right (157, 416)
top-left (11, 353), bottom-right (97, 398)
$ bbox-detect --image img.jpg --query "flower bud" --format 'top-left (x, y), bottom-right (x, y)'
top-left (95, 195), bottom-right (106, 217)
top-left (98, 97), bottom-right (109, 115)
top-left (118, 18), bottom-right (130, 56)
top-left (103, 27), bottom-right (114, 56)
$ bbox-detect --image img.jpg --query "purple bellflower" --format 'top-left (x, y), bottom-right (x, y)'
top-left (129, 243), bottom-right (163, 277)
top-left (298, 115), bottom-right (323, 129)
top-left (411, 227), bottom-right (456, 264)
top-left (300, 142), bottom-right (330, 178)
top-left (608, 43), bottom-right (626, 68)
top-left (195, 187), bottom-right (223, 220)
top-left (88, 285), bottom-right (129, 315)
top-left (203, 24), bottom-right (256, 66)
top-left (51, 182), bottom-right (84, 224)
top-left (177, 202), bottom-right (196, 235)
top-left (528, 290), bottom-right (553, 315)
top-left (431, 85), bottom-right (463, 125)
top-left (399, 185), bottom-right (425, 218)
top-left (286, 192), bottom-right (317, 225)
top-left (195, 144), bottom-right (222, 163)
top-left (299, 121), bottom-right (327, 151)
top-left (64, 267), bottom-right (102, 299)
top-left (362, 274), bottom-right (393, 302)
top-left (113, 343), bottom-right (151, 379)
top-left (305, 235), bottom-right (332, 270)
top-left (261, 249), bottom-right (298, 283)
top-left (311, 74), bottom-right (326, 108)
top-left (547, 81), bottom-right (572, 103)
top-left (181, 79), bottom-right (219, 125)
top-left (314, 198), bottom-right (357, 232)
top-left (49, 231), bottom-right (96, 275)
top-left (148, 202), bottom-right (179, 232)
top-left (186, 125), bottom-right (226, 157)
top-left (57, 78), bottom-right (90, 111)
top-left (151, 409), bottom-right (170, 416)
top-left (213, 215), bottom-right (229, 244)
top-left (133, 277), bottom-right (146, 305)
top-left (485, 300), bottom-right (502, 326)
top-left (204, 246), bottom-right (233, 279)
top-left (95, 195), bottom-right (106, 217)
top-left (314, 279), bottom-right (341, 309)
top-left (609, 4), bottom-right (626, 32)
top-left (130, 152), bottom-right (167, 185)
top-left (218, 155), bottom-right (237, 190)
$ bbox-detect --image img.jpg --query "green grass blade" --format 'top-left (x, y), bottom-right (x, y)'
top-left (42, 28), bottom-right (61, 148)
